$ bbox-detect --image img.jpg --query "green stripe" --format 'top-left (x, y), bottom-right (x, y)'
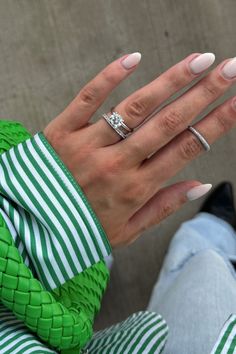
top-left (0, 164), bottom-right (55, 287)
top-left (0, 322), bottom-right (23, 332)
top-left (11, 341), bottom-right (54, 354)
top-left (13, 146), bottom-right (80, 274)
top-left (87, 313), bottom-right (140, 349)
top-left (31, 135), bottom-right (105, 261)
top-left (120, 314), bottom-right (160, 351)
top-left (215, 320), bottom-right (236, 353)
top-left (0, 330), bottom-right (31, 350)
top-left (0, 323), bottom-right (25, 335)
top-left (16, 208), bottom-right (35, 274)
top-left (227, 329), bottom-right (236, 354)
top-left (0, 189), bottom-right (35, 272)
top-left (104, 313), bottom-right (155, 353)
top-left (21, 247), bottom-right (29, 264)
top-left (13, 236), bottom-right (20, 249)
top-left (23, 139), bottom-right (96, 266)
top-left (0, 153), bottom-right (65, 285)
top-left (112, 313), bottom-right (159, 354)
top-left (0, 199), bottom-right (18, 250)
top-left (3, 335), bottom-right (44, 353)
top-left (149, 331), bottom-right (168, 354)
top-left (34, 134), bottom-right (104, 260)
top-left (37, 222), bottom-right (58, 288)
top-left (0, 313), bottom-right (55, 353)
top-left (3, 149), bottom-right (70, 282)
top-left (38, 132), bottom-right (111, 255)
top-left (137, 325), bottom-right (167, 353)
top-left (17, 205), bottom-right (25, 255)
top-left (8, 201), bottom-right (15, 225)
top-left (129, 322), bottom-right (166, 353)
top-left (87, 313), bottom-right (147, 352)
top-left (25, 211), bottom-right (51, 289)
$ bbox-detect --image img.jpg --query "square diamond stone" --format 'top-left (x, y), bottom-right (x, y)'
top-left (110, 113), bottom-right (123, 128)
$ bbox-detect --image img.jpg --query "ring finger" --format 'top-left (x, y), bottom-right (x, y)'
top-left (92, 52), bottom-right (215, 146)
top-left (142, 95), bottom-right (236, 189)
top-left (121, 56), bottom-right (236, 164)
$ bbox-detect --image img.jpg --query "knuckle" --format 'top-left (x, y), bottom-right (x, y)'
top-left (125, 96), bottom-right (149, 120)
top-left (171, 65), bottom-right (191, 89)
top-left (170, 76), bottom-right (186, 91)
top-left (79, 84), bottom-right (99, 105)
top-left (158, 204), bottom-right (174, 221)
top-left (160, 109), bottom-right (185, 136)
top-left (164, 58), bottom-right (193, 91)
top-left (104, 154), bottom-right (125, 175)
top-left (128, 140), bottom-right (144, 158)
top-left (43, 125), bottom-right (64, 148)
top-left (121, 181), bottom-right (147, 205)
top-left (179, 134), bottom-right (203, 160)
top-left (202, 81), bottom-right (220, 100)
top-left (101, 68), bottom-right (118, 86)
top-left (214, 109), bottom-right (231, 134)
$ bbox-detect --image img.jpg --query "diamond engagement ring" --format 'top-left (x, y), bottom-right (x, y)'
top-left (102, 107), bottom-right (133, 139)
top-left (187, 126), bottom-right (211, 152)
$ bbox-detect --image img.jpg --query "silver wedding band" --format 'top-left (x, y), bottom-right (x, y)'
top-left (187, 126), bottom-right (211, 152)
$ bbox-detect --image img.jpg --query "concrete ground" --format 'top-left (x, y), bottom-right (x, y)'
top-left (0, 0), bottom-right (236, 331)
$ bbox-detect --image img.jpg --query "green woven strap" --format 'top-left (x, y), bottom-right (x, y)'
top-left (0, 120), bottom-right (110, 352)
top-left (0, 119), bottom-right (32, 153)
top-left (52, 261), bottom-right (109, 325)
top-left (0, 203), bottom-right (94, 351)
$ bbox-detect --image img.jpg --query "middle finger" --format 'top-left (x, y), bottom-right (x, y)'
top-left (122, 57), bottom-right (236, 164)
top-left (92, 52), bottom-right (215, 146)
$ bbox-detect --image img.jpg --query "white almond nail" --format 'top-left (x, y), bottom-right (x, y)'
top-left (121, 52), bottom-right (142, 70)
top-left (221, 57), bottom-right (236, 79)
top-left (189, 53), bottom-right (215, 74)
top-left (186, 184), bottom-right (212, 201)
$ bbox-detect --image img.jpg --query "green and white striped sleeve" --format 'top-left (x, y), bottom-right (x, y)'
top-left (0, 131), bottom-right (112, 291)
top-left (210, 314), bottom-right (236, 354)
top-left (83, 311), bottom-right (168, 354)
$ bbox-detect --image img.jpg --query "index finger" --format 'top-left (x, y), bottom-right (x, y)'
top-left (93, 52), bottom-right (215, 146)
top-left (44, 52), bottom-right (142, 134)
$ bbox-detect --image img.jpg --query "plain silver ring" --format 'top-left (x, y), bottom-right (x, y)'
top-left (187, 126), bottom-right (211, 152)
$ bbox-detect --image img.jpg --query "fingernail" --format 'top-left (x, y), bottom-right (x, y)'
top-left (189, 53), bottom-right (215, 74)
top-left (121, 52), bottom-right (142, 70)
top-left (221, 57), bottom-right (236, 79)
top-left (186, 183), bottom-right (212, 201)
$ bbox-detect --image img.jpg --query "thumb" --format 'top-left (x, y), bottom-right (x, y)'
top-left (126, 181), bottom-right (212, 242)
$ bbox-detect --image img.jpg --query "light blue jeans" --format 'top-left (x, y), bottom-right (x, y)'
top-left (146, 212), bottom-right (236, 354)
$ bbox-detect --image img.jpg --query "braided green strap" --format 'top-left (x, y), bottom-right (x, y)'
top-left (0, 120), bottom-right (110, 352)
top-left (52, 260), bottom-right (109, 325)
top-left (0, 120), bottom-right (32, 152)
top-left (0, 215), bottom-right (93, 351)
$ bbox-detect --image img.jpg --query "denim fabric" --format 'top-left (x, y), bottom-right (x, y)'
top-left (147, 212), bottom-right (236, 354)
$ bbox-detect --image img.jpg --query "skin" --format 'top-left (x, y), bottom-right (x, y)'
top-left (43, 52), bottom-right (236, 248)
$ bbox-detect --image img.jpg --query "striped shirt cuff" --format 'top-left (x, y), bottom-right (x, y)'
top-left (210, 314), bottom-right (236, 354)
top-left (0, 131), bottom-right (112, 290)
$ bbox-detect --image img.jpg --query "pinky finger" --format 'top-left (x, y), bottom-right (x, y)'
top-left (125, 181), bottom-right (212, 244)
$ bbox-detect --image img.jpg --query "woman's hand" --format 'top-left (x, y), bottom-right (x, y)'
top-left (43, 52), bottom-right (236, 248)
